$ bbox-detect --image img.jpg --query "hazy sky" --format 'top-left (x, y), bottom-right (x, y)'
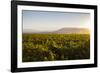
top-left (22, 10), bottom-right (90, 31)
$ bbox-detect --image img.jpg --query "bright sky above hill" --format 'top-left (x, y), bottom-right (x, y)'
top-left (22, 10), bottom-right (90, 32)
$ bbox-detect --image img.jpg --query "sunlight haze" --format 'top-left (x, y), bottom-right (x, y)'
top-left (22, 10), bottom-right (90, 32)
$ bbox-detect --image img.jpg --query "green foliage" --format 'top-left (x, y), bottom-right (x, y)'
top-left (22, 34), bottom-right (90, 62)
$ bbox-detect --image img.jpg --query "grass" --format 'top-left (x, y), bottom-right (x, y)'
top-left (22, 34), bottom-right (90, 62)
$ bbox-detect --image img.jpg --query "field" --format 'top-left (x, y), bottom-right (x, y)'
top-left (22, 34), bottom-right (90, 62)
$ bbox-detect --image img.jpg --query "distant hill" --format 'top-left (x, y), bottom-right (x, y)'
top-left (23, 28), bottom-right (90, 34)
top-left (53, 28), bottom-right (90, 34)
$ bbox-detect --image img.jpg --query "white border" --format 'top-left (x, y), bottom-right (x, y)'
top-left (17, 5), bottom-right (94, 68)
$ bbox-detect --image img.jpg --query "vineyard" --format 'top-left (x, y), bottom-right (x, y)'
top-left (22, 34), bottom-right (90, 62)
